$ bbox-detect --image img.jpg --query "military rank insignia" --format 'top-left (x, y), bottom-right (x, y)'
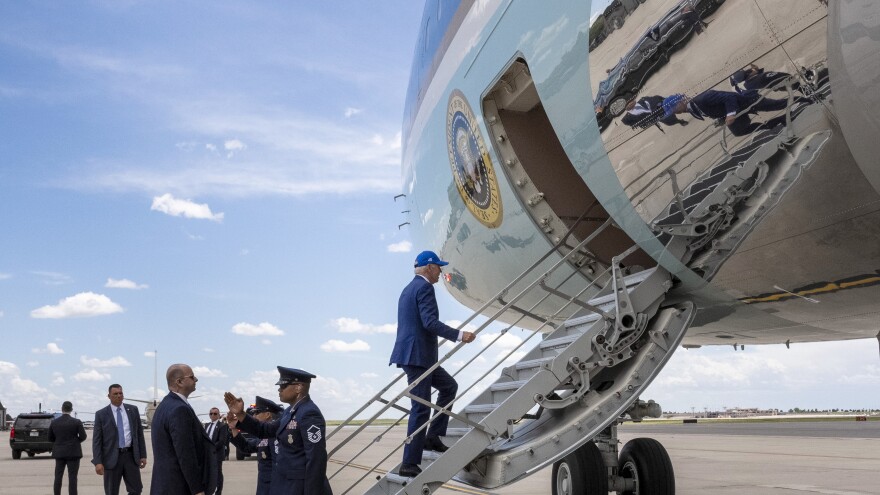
top-left (307, 424), bottom-right (322, 444)
top-left (288, 434), bottom-right (294, 444)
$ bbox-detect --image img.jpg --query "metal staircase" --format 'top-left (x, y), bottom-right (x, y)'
top-left (327, 218), bottom-right (697, 495)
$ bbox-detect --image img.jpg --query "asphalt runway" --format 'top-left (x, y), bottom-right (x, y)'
top-left (2, 420), bottom-right (877, 494)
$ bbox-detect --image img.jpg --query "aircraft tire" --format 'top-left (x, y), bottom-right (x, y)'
top-left (618, 438), bottom-right (675, 495)
top-left (551, 441), bottom-right (607, 495)
top-left (11, 449), bottom-right (21, 460)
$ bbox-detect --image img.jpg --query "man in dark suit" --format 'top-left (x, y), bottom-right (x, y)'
top-left (204, 407), bottom-right (229, 494)
top-left (389, 250), bottom-right (476, 478)
top-left (48, 401), bottom-right (88, 495)
top-left (662, 90), bottom-right (789, 136)
top-left (224, 367), bottom-right (333, 495)
top-left (92, 384), bottom-right (147, 495)
top-left (150, 364), bottom-right (216, 495)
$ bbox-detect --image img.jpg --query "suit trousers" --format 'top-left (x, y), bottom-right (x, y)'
top-left (54, 458), bottom-right (80, 495)
top-left (104, 449), bottom-right (143, 495)
top-left (730, 94), bottom-right (789, 136)
top-left (401, 365), bottom-right (458, 465)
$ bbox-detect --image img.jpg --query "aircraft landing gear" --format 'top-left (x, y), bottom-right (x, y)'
top-left (551, 413), bottom-right (675, 495)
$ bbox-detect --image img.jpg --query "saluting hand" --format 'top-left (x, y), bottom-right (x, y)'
top-left (223, 392), bottom-right (244, 416)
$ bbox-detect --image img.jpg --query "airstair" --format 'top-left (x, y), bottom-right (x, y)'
top-left (327, 217), bottom-right (697, 495)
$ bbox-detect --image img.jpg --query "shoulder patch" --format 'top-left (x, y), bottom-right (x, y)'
top-left (306, 424), bottom-right (322, 444)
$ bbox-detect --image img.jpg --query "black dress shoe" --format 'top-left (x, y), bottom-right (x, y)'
top-left (399, 463), bottom-right (422, 477)
top-left (424, 436), bottom-right (448, 453)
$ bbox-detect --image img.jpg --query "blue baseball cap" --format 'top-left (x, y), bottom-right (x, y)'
top-left (662, 94), bottom-right (686, 118)
top-left (414, 250), bottom-right (449, 268)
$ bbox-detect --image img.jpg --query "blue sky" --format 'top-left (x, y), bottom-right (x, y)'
top-left (1, 1), bottom-right (877, 422)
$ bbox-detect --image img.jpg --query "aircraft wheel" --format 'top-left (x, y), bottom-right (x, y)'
top-left (551, 442), bottom-right (607, 495)
top-left (12, 449), bottom-right (21, 460)
top-left (619, 438), bottom-right (674, 495)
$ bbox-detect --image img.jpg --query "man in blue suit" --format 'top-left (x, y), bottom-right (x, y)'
top-left (150, 364), bottom-right (216, 495)
top-left (92, 384), bottom-right (147, 495)
top-left (224, 367), bottom-right (332, 495)
top-left (389, 250), bottom-right (476, 478)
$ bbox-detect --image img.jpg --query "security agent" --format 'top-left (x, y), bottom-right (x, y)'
top-left (730, 64), bottom-right (796, 95)
top-left (228, 397), bottom-right (283, 495)
top-left (224, 367), bottom-right (332, 495)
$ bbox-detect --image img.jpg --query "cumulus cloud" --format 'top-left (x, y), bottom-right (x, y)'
top-left (387, 240), bottom-right (412, 253)
top-left (478, 331), bottom-right (524, 350)
top-left (331, 317), bottom-right (395, 335)
top-left (193, 366), bottom-right (227, 378)
top-left (232, 322), bottom-right (285, 337)
top-left (0, 272), bottom-right (11, 280)
top-left (151, 193), bottom-right (224, 222)
top-left (31, 292), bottom-right (124, 319)
top-left (144, 351), bottom-right (156, 357)
top-left (32, 342), bottom-right (65, 354)
top-left (344, 107), bottom-right (363, 118)
top-left (73, 369), bottom-right (111, 382)
top-left (26, 361), bottom-right (39, 367)
top-left (224, 139), bottom-right (246, 151)
top-left (105, 277), bottom-right (148, 290)
top-left (51, 374), bottom-right (66, 386)
top-left (80, 355), bottom-right (132, 368)
top-left (320, 339), bottom-right (370, 353)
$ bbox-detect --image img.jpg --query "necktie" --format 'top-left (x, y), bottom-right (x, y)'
top-left (207, 422), bottom-right (214, 439)
top-left (116, 407), bottom-right (125, 448)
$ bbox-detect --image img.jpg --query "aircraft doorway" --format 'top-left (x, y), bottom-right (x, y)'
top-left (483, 59), bottom-right (656, 279)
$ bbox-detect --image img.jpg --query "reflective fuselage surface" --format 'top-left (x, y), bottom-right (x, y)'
top-left (401, 0), bottom-right (880, 347)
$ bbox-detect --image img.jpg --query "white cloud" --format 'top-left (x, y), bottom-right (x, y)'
top-left (232, 322), bottom-right (285, 337)
top-left (0, 361), bottom-right (19, 375)
top-left (331, 317), bottom-right (395, 335)
top-left (344, 107), bottom-right (363, 118)
top-left (478, 331), bottom-right (524, 350)
top-left (224, 139), bottom-right (246, 151)
top-left (193, 366), bottom-right (227, 378)
top-left (32, 342), bottom-right (65, 354)
top-left (73, 369), bottom-right (111, 382)
top-left (80, 355), bottom-right (132, 368)
top-left (26, 361), bottom-right (39, 367)
top-left (151, 193), bottom-right (224, 222)
top-left (0, 273), bottom-right (11, 279)
top-left (144, 351), bottom-right (156, 357)
top-left (32, 271), bottom-right (72, 286)
top-left (105, 277), bottom-right (148, 290)
top-left (360, 372), bottom-right (379, 379)
top-left (31, 292), bottom-right (124, 319)
top-left (206, 143), bottom-right (217, 152)
top-left (203, 348), bottom-right (215, 353)
top-left (261, 339), bottom-right (271, 345)
top-left (320, 339), bottom-right (370, 352)
top-left (51, 374), bottom-right (66, 386)
top-left (387, 240), bottom-right (412, 253)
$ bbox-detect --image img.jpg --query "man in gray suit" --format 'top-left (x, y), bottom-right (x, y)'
top-left (48, 401), bottom-right (88, 495)
top-left (92, 384), bottom-right (148, 495)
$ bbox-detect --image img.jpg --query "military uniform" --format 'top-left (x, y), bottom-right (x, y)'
top-left (230, 396), bottom-right (282, 495)
top-left (236, 369), bottom-right (332, 495)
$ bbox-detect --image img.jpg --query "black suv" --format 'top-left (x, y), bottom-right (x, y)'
top-left (9, 412), bottom-right (60, 459)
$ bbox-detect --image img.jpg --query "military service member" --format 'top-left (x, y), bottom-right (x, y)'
top-left (228, 396), bottom-right (283, 495)
top-left (224, 367), bottom-right (332, 495)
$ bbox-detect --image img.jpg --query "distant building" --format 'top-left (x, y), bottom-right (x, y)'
top-left (0, 400), bottom-right (7, 430)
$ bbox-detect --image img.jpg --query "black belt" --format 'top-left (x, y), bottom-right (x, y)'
top-left (119, 447), bottom-right (131, 452)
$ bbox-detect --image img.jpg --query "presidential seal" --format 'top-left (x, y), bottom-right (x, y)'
top-left (447, 89), bottom-right (503, 228)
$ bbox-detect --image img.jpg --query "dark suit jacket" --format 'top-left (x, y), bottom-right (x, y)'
top-left (204, 421), bottom-right (229, 459)
top-left (92, 403), bottom-right (147, 469)
top-left (238, 396), bottom-right (331, 495)
top-left (48, 414), bottom-right (87, 459)
top-left (389, 276), bottom-right (459, 368)
top-left (150, 392), bottom-right (216, 495)
top-left (690, 89), bottom-right (755, 119)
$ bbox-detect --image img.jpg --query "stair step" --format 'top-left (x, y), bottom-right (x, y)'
top-left (463, 403), bottom-right (498, 414)
top-left (443, 427), bottom-right (471, 438)
top-left (422, 450), bottom-right (442, 462)
top-left (385, 473), bottom-right (411, 485)
top-left (539, 333), bottom-right (580, 351)
top-left (489, 380), bottom-right (528, 392)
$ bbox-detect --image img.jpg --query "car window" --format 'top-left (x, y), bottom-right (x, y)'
top-left (15, 416), bottom-right (53, 429)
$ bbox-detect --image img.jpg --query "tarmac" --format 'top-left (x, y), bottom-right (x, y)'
top-left (2, 420), bottom-right (878, 494)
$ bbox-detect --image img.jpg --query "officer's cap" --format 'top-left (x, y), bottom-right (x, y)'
top-left (275, 366), bottom-right (316, 386)
top-left (253, 395), bottom-right (284, 414)
top-left (662, 94), bottom-right (686, 118)
top-left (414, 250), bottom-right (449, 268)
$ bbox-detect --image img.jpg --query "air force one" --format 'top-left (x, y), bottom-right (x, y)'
top-left (331, 1), bottom-right (880, 493)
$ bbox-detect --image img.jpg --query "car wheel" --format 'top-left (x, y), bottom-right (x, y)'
top-left (12, 449), bottom-right (21, 460)
top-left (609, 96), bottom-right (630, 117)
